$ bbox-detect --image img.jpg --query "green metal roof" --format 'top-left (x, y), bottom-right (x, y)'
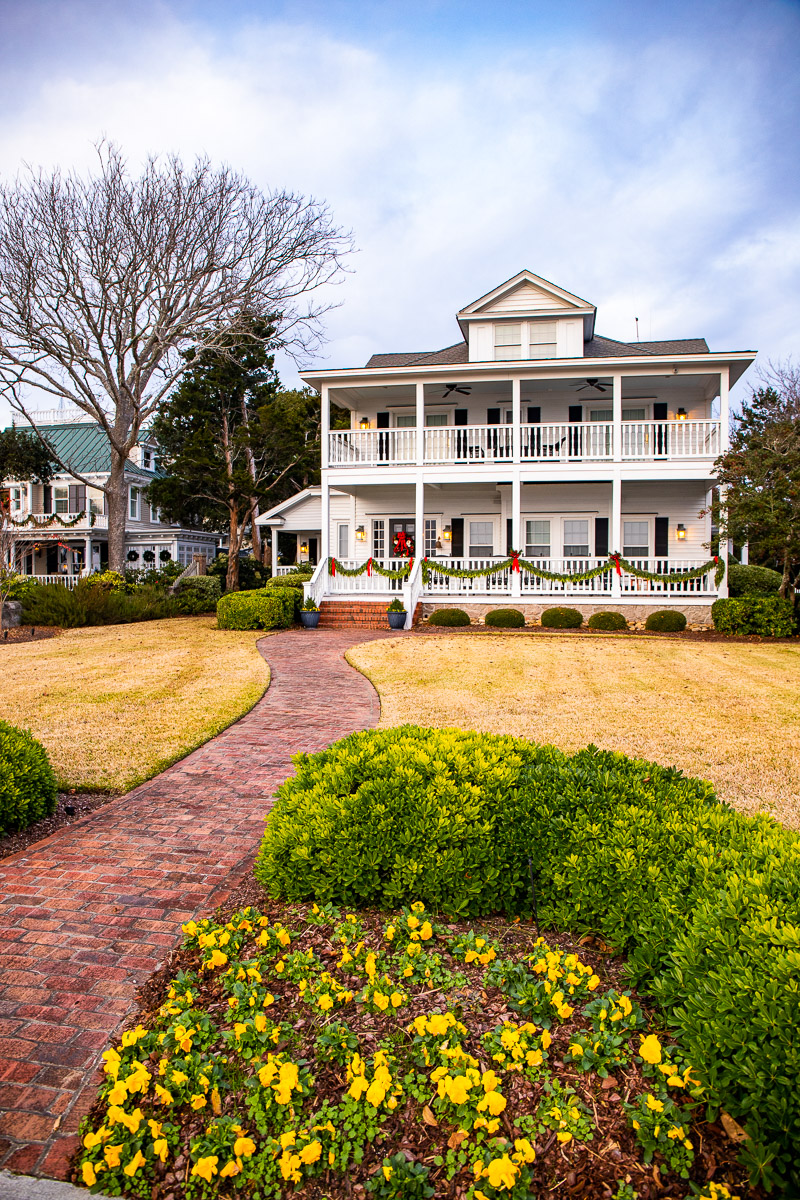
top-left (35, 423), bottom-right (157, 478)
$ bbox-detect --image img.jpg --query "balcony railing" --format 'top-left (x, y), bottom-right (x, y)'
top-left (10, 511), bottom-right (108, 531)
top-left (328, 420), bottom-right (721, 467)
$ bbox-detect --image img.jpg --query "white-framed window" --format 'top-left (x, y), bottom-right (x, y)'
top-left (425, 412), bottom-right (448, 426)
top-left (494, 324), bottom-right (522, 360)
top-left (142, 448), bottom-right (153, 469)
top-left (337, 523), bottom-right (349, 559)
top-left (563, 519), bottom-right (590, 557)
top-left (395, 413), bottom-right (416, 427)
top-left (529, 321), bottom-right (558, 358)
top-left (129, 487), bottom-right (139, 520)
top-left (372, 519), bottom-right (385, 559)
top-left (469, 521), bottom-right (494, 558)
top-left (589, 407), bottom-right (649, 421)
top-left (53, 485), bottom-right (69, 514)
top-left (525, 519), bottom-right (551, 558)
top-left (623, 520), bottom-right (650, 557)
top-left (424, 519), bottom-right (437, 556)
top-left (9, 486), bottom-right (24, 513)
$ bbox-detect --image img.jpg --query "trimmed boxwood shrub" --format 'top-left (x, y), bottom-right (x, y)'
top-left (255, 724), bottom-right (800, 1189)
top-left (266, 572), bottom-right (314, 587)
top-left (540, 606), bottom-right (583, 628)
top-left (21, 581), bottom-right (176, 627)
top-left (428, 608), bottom-right (471, 627)
top-left (0, 720), bottom-right (58, 833)
top-left (173, 576), bottom-right (222, 614)
top-left (216, 588), bottom-right (293, 630)
top-left (587, 610), bottom-right (627, 631)
top-left (484, 608), bottom-right (525, 628)
top-left (728, 561), bottom-right (782, 597)
top-left (644, 609), bottom-right (687, 632)
top-left (711, 595), bottom-right (795, 637)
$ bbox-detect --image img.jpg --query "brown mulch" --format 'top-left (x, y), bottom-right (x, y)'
top-left (0, 623), bottom-right (62, 644)
top-left (0, 791), bottom-right (119, 859)
top-left (73, 876), bottom-right (760, 1200)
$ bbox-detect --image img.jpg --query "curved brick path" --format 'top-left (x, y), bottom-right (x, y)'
top-left (0, 629), bottom-right (395, 1180)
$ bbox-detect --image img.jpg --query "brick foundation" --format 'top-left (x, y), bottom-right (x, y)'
top-left (421, 600), bottom-right (714, 627)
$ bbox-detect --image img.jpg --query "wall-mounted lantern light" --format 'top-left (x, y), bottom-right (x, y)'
top-left (443, 525), bottom-right (452, 541)
top-left (676, 524), bottom-right (687, 540)
top-left (676, 407), bottom-right (688, 421)
top-left (359, 417), bottom-right (370, 430)
top-left (355, 525), bottom-right (366, 541)
top-left (300, 540), bottom-right (309, 554)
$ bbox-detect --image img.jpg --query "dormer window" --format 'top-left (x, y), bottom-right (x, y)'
top-left (143, 448), bottom-right (153, 469)
top-left (529, 322), bottom-right (558, 358)
top-left (494, 324), bottom-right (522, 360)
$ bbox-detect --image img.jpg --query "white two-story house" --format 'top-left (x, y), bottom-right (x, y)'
top-left (3, 410), bottom-right (218, 579)
top-left (257, 269), bottom-right (755, 627)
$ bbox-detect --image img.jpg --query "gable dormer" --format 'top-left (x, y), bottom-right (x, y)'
top-left (457, 270), bottom-right (596, 363)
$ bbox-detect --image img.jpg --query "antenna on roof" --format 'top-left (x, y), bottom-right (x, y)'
top-left (635, 317), bottom-right (640, 342)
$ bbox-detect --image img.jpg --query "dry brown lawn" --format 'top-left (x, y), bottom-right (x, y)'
top-left (348, 633), bottom-right (800, 828)
top-left (0, 617), bottom-right (269, 791)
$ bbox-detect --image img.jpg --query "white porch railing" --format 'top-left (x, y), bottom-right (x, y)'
top-left (328, 429), bottom-right (416, 465)
top-left (303, 559), bottom-right (327, 608)
top-left (620, 420), bottom-right (720, 460)
top-left (520, 424), bottom-right (613, 461)
top-left (424, 425), bottom-right (514, 463)
top-left (619, 558), bottom-right (716, 594)
top-left (327, 558), bottom-right (409, 594)
top-left (520, 558), bottom-right (614, 596)
top-left (401, 557), bottom-right (424, 630)
top-left (11, 511), bottom-right (107, 531)
top-left (424, 557), bottom-right (515, 595)
top-left (275, 565), bottom-right (298, 576)
top-left (24, 573), bottom-right (91, 588)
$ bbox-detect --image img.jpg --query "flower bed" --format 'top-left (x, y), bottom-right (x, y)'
top-left (72, 893), bottom-right (752, 1199)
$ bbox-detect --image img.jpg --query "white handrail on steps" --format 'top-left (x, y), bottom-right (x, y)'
top-left (304, 558), bottom-right (327, 608)
top-left (401, 557), bottom-right (424, 631)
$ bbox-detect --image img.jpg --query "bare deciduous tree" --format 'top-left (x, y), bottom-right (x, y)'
top-left (0, 143), bottom-right (350, 570)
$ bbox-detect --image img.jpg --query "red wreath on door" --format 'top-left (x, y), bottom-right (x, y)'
top-left (392, 530), bottom-right (414, 557)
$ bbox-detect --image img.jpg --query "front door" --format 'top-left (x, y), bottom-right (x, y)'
top-left (308, 537), bottom-right (318, 566)
top-left (389, 520), bottom-right (415, 558)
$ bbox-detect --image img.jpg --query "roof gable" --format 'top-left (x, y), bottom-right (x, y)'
top-left (458, 270), bottom-right (595, 318)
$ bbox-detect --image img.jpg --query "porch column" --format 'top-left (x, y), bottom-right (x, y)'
top-left (612, 373), bottom-right (622, 462)
top-left (512, 377), bottom-right (521, 464)
top-left (611, 475), bottom-right (622, 600)
top-left (719, 366), bottom-right (730, 452)
top-left (85, 536), bottom-right (91, 576)
top-left (271, 527), bottom-right (278, 577)
top-left (321, 385), bottom-right (330, 470)
top-left (717, 484), bottom-right (729, 598)
top-left (511, 475), bottom-right (522, 599)
top-left (321, 479), bottom-right (330, 565)
top-left (415, 477), bottom-right (424, 560)
top-left (416, 381), bottom-right (425, 466)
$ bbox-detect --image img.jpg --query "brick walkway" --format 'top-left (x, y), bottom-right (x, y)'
top-left (0, 629), bottom-right (394, 1180)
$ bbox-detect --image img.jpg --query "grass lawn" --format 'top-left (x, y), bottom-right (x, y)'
top-left (348, 632), bottom-right (800, 829)
top-left (0, 616), bottom-right (269, 792)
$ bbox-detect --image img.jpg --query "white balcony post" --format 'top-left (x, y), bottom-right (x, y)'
top-left (511, 475), bottom-right (522, 599)
top-left (321, 478), bottom-right (330, 567)
top-left (321, 385), bottom-right (330, 470)
top-left (717, 483), bottom-right (729, 598)
top-left (512, 377), bottom-right (521, 464)
top-left (611, 475), bottom-right (622, 599)
top-left (416, 381), bottom-right (424, 465)
top-left (719, 367), bottom-right (730, 452)
top-left (612, 372), bottom-right (622, 462)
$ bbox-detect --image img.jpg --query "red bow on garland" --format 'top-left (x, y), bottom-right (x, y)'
top-left (611, 553), bottom-right (622, 576)
top-left (331, 559), bottom-right (336, 576)
top-left (367, 558), bottom-right (372, 576)
top-left (511, 551), bottom-right (520, 573)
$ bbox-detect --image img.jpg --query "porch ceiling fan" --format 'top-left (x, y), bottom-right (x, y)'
top-left (575, 378), bottom-right (608, 393)
top-left (442, 382), bottom-right (472, 398)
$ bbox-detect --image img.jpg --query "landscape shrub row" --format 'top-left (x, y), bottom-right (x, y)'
top-left (711, 595), bottom-right (795, 636)
top-left (727, 561), bottom-right (782, 597)
top-left (216, 587), bottom-right (294, 630)
top-left (256, 725), bottom-right (800, 1190)
top-left (0, 720), bottom-right (57, 834)
top-left (18, 574), bottom-right (220, 627)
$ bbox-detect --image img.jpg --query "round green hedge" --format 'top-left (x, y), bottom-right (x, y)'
top-left (587, 611), bottom-right (628, 631)
top-left (644, 609), bottom-right (687, 632)
top-left (540, 606), bottom-right (583, 628)
top-left (265, 573), bottom-right (313, 589)
top-left (484, 608), bottom-right (525, 628)
top-left (0, 720), bottom-right (58, 834)
top-left (728, 562), bottom-right (782, 597)
top-left (428, 608), bottom-right (471, 627)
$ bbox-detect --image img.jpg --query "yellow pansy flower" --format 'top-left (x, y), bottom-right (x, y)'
top-left (639, 1034), bottom-right (662, 1064)
top-left (191, 1156), bottom-right (219, 1182)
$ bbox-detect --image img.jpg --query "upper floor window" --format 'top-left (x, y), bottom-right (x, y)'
top-left (142, 448), bottom-right (153, 469)
top-left (529, 322), bottom-right (558, 358)
top-left (129, 487), bottom-right (139, 520)
top-left (53, 486), bottom-right (69, 514)
top-left (494, 324), bottom-right (522, 360)
top-left (9, 486), bottom-right (24, 513)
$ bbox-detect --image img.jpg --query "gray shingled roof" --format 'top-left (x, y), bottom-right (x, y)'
top-left (366, 335), bottom-right (708, 367)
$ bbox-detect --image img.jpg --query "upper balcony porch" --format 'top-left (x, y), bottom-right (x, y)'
top-left (323, 370), bottom-right (726, 475)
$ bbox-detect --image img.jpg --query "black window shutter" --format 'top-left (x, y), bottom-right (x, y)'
top-left (506, 518), bottom-right (513, 553)
top-left (527, 406), bottom-right (541, 423)
top-left (487, 408), bottom-right (501, 425)
top-left (376, 412), bottom-right (390, 429)
top-left (653, 402), bottom-right (668, 420)
top-left (595, 517), bottom-right (609, 557)
top-left (454, 408), bottom-right (469, 426)
top-left (568, 404), bottom-right (583, 423)
top-left (69, 484), bottom-right (86, 511)
top-left (451, 518), bottom-right (464, 557)
top-left (655, 517), bottom-right (669, 557)
top-left (43, 484), bottom-right (52, 514)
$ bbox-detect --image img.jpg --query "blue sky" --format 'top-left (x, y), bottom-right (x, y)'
top-left (1, 0), bottom-right (798, 415)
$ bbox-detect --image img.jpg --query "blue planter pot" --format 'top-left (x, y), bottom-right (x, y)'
top-left (300, 610), bottom-right (320, 628)
top-left (387, 611), bottom-right (406, 630)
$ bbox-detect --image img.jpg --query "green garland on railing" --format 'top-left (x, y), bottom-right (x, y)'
top-left (9, 510), bottom-right (96, 529)
top-left (421, 552), bottom-right (724, 588)
top-left (328, 556), bottom-right (412, 581)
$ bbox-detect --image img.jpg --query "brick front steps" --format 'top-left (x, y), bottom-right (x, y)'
top-left (318, 600), bottom-right (423, 629)
top-left (0, 629), bottom-right (398, 1180)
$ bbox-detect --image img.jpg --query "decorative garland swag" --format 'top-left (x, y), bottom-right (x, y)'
top-left (9, 510), bottom-right (96, 529)
top-left (329, 553), bottom-right (724, 587)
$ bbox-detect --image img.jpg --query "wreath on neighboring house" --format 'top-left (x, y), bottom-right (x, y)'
top-left (159, 549), bottom-right (172, 562)
top-left (127, 550), bottom-right (140, 563)
top-left (392, 531), bottom-right (414, 557)
top-left (143, 550), bottom-right (156, 563)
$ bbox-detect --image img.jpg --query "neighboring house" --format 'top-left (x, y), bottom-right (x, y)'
top-left (257, 269), bottom-right (755, 626)
top-left (2, 409), bottom-right (218, 579)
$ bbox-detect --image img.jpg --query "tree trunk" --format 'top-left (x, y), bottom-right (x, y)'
top-left (780, 545), bottom-right (792, 600)
top-left (251, 510), bottom-right (262, 562)
top-left (106, 448), bottom-right (128, 572)
top-left (226, 506), bottom-right (241, 592)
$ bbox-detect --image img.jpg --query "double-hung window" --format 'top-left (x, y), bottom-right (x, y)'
top-left (469, 521), bottom-right (494, 558)
top-left (337, 523), bottom-right (349, 559)
top-left (395, 413), bottom-right (416, 428)
top-left (425, 413), bottom-right (447, 426)
top-left (424, 519), bottom-right (438, 556)
top-left (53, 486), bottom-right (69, 514)
top-left (525, 519), bottom-right (550, 558)
top-left (529, 322), bottom-right (558, 358)
top-left (563, 519), bottom-right (589, 557)
top-left (494, 324), bottom-right (522, 360)
top-left (623, 521), bottom-right (649, 558)
top-left (129, 487), bottom-right (139, 520)
top-left (372, 520), bottom-right (385, 559)
top-left (9, 486), bottom-right (24, 513)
